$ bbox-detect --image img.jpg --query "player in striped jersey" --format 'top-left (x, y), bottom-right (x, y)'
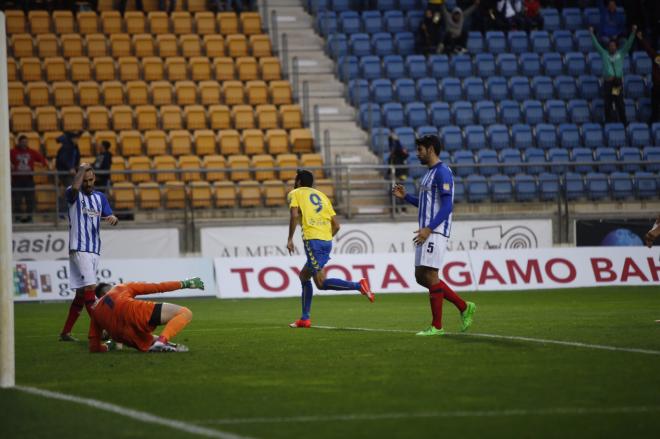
top-left (392, 135), bottom-right (476, 336)
top-left (59, 163), bottom-right (118, 341)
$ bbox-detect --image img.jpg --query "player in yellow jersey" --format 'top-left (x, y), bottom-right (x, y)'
top-left (286, 170), bottom-right (374, 328)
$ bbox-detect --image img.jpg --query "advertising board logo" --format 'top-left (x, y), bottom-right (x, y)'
top-left (334, 230), bottom-right (375, 254)
top-left (471, 226), bottom-right (539, 249)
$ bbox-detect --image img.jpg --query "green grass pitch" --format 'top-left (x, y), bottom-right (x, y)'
top-left (2, 286), bottom-right (660, 438)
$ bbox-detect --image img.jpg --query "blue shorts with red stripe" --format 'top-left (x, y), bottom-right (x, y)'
top-left (303, 239), bottom-right (332, 274)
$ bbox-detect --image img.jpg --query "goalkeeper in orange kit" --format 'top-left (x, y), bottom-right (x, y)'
top-left (88, 278), bottom-right (204, 353)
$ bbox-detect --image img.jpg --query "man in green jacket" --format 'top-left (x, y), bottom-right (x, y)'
top-left (589, 25), bottom-right (637, 124)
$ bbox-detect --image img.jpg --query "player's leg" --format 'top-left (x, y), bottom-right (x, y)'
top-left (60, 287), bottom-right (85, 341)
top-left (150, 303), bottom-right (193, 352)
top-left (290, 266), bottom-right (313, 328)
top-left (414, 235), bottom-right (445, 336)
top-left (60, 252), bottom-right (91, 340)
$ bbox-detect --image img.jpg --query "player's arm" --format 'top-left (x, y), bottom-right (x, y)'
top-left (331, 215), bottom-right (340, 237)
top-left (100, 193), bottom-right (119, 226)
top-left (88, 319), bottom-right (108, 353)
top-left (125, 279), bottom-right (205, 297)
top-left (392, 184), bottom-right (419, 207)
top-left (427, 172), bottom-right (453, 231)
top-left (287, 207), bottom-right (299, 255)
top-left (645, 215), bottom-right (660, 248)
top-left (68, 162), bottom-right (91, 199)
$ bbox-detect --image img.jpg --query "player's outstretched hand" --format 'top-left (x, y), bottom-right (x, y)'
top-left (104, 215), bottom-right (119, 226)
top-left (392, 184), bottom-right (406, 199)
top-left (181, 277), bottom-right (205, 290)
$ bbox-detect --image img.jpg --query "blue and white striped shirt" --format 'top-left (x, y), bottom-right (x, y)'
top-left (406, 162), bottom-right (454, 237)
top-left (65, 188), bottom-right (113, 254)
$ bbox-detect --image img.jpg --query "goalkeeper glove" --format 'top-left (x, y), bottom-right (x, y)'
top-left (181, 277), bottom-right (205, 290)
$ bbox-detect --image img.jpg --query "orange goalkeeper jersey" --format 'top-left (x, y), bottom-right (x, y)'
top-left (88, 281), bottom-right (181, 352)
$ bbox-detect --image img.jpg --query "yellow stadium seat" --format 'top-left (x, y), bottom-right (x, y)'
top-left (101, 11), bottom-right (122, 34)
top-left (10, 107), bottom-right (34, 132)
top-left (93, 57), bottom-right (116, 81)
top-left (263, 179), bottom-right (286, 206)
top-left (203, 155), bottom-right (227, 182)
top-left (11, 34), bottom-right (34, 58)
top-left (228, 154), bottom-right (250, 182)
top-left (259, 57), bottom-right (282, 81)
top-left (27, 82), bottom-right (50, 107)
top-left (111, 105), bottom-right (134, 130)
top-left (35, 106), bottom-right (59, 132)
top-left (35, 184), bottom-right (57, 212)
top-left (236, 56), bottom-right (258, 81)
top-left (53, 11), bottom-right (75, 34)
top-left (222, 80), bottom-right (244, 105)
top-left (125, 11), bottom-right (146, 35)
top-left (53, 81), bottom-right (75, 107)
top-left (7, 58), bottom-right (18, 81)
top-left (119, 130), bottom-right (143, 157)
top-left (195, 12), bottom-right (216, 35)
top-left (142, 57), bottom-right (164, 81)
top-left (87, 106), bottom-right (110, 131)
top-left (213, 57), bottom-right (234, 81)
top-left (138, 182), bottom-right (161, 209)
top-left (218, 129), bottom-right (241, 156)
top-left (256, 104), bottom-right (278, 130)
top-left (243, 129), bottom-right (265, 156)
top-left (179, 155), bottom-right (202, 182)
top-left (217, 12), bottom-right (239, 35)
top-left (269, 80), bottom-right (293, 105)
top-left (44, 57), bottom-right (66, 82)
top-left (316, 179), bottom-right (335, 202)
top-left (86, 34), bottom-right (108, 58)
top-left (127, 156), bottom-right (152, 183)
top-left (36, 34), bottom-right (59, 58)
top-left (291, 129), bottom-right (315, 154)
top-left (226, 34), bottom-right (248, 58)
top-left (301, 153), bottom-right (324, 179)
top-left (43, 132), bottom-right (63, 158)
top-left (61, 106), bottom-right (85, 132)
top-left (238, 181), bottom-right (261, 207)
top-left (126, 81), bottom-right (149, 106)
top-left (69, 57), bottom-right (92, 81)
top-left (133, 34), bottom-right (155, 58)
top-left (77, 132), bottom-right (94, 157)
top-left (6, 11), bottom-right (26, 35)
top-left (20, 57), bottom-right (43, 82)
top-left (151, 81), bottom-right (174, 106)
top-left (190, 56), bottom-right (212, 81)
top-left (252, 154), bottom-right (276, 182)
top-left (118, 56), bottom-right (140, 81)
top-left (157, 34), bottom-right (179, 57)
top-left (180, 34), bottom-right (202, 58)
top-left (144, 130), bottom-right (168, 156)
top-left (29, 11), bottom-right (51, 34)
top-left (110, 34), bottom-right (132, 58)
top-left (9, 82), bottom-right (25, 107)
top-left (209, 105), bottom-right (231, 130)
top-left (111, 182), bottom-right (136, 210)
top-left (199, 81), bottom-right (221, 105)
top-left (136, 105), bottom-right (159, 131)
top-left (169, 130), bottom-right (193, 156)
top-left (203, 35), bottom-right (225, 58)
top-left (249, 34), bottom-right (272, 58)
top-left (154, 155), bottom-right (178, 183)
top-left (190, 181), bottom-right (212, 208)
top-left (33, 160), bottom-right (50, 185)
top-left (280, 105), bottom-right (303, 129)
top-left (111, 156), bottom-right (127, 183)
top-left (160, 105), bottom-right (183, 130)
top-left (165, 57), bottom-right (187, 81)
top-left (61, 34), bottom-right (83, 58)
top-left (240, 12), bottom-right (262, 36)
top-left (246, 80), bottom-right (268, 105)
top-left (232, 105), bottom-right (255, 130)
top-left (172, 12), bottom-right (192, 35)
top-left (173, 81), bottom-right (197, 106)
top-left (193, 130), bottom-right (217, 156)
top-left (77, 11), bottom-right (99, 35)
top-left (148, 12), bottom-right (170, 35)
top-left (276, 153), bottom-right (299, 181)
top-left (101, 81), bottom-right (124, 106)
top-left (213, 181), bottom-right (236, 207)
top-left (266, 129), bottom-right (289, 155)
top-left (184, 105), bottom-right (207, 130)
top-left (93, 131), bottom-right (118, 154)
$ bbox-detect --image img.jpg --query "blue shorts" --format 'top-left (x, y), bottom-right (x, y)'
top-left (303, 239), bottom-right (332, 274)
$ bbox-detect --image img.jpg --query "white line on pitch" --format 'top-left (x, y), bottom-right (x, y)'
top-left (14, 386), bottom-right (255, 439)
top-left (312, 325), bottom-right (660, 356)
top-left (196, 405), bottom-right (660, 425)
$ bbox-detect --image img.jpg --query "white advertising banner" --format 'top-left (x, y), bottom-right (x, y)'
top-left (12, 258), bottom-right (215, 302)
top-left (213, 247), bottom-right (660, 298)
top-left (12, 228), bottom-right (180, 260)
top-left (201, 220), bottom-right (553, 258)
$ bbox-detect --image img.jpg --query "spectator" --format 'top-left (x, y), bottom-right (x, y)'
top-left (387, 134), bottom-right (409, 182)
top-left (496, 0), bottom-right (524, 30)
top-left (590, 25), bottom-right (637, 124)
top-left (10, 135), bottom-right (49, 223)
top-left (93, 141), bottom-right (113, 192)
top-left (117, 0), bottom-right (143, 16)
top-left (599, 0), bottom-right (626, 44)
top-left (522, 0), bottom-right (543, 30)
top-left (159, 0), bottom-right (176, 13)
top-left (209, 0), bottom-right (253, 12)
top-left (419, 9), bottom-right (445, 54)
top-left (56, 132), bottom-right (81, 215)
top-left (442, 0), bottom-right (480, 54)
top-left (471, 0), bottom-right (499, 33)
top-left (427, 0), bottom-right (446, 13)
top-left (636, 31), bottom-right (660, 123)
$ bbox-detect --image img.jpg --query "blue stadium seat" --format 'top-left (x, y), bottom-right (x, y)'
top-left (339, 11), bottom-right (360, 34)
top-left (542, 52), bottom-right (563, 76)
top-left (546, 100), bottom-right (567, 124)
top-left (577, 74), bottom-right (600, 100)
top-left (475, 100), bottom-right (497, 125)
top-left (441, 125), bottom-right (463, 152)
top-left (394, 32), bottom-right (415, 55)
top-left (574, 30), bottom-right (593, 53)
top-left (453, 175), bottom-right (465, 202)
top-left (619, 146), bottom-right (642, 172)
top-left (371, 32), bottom-right (394, 56)
top-left (416, 77), bottom-right (438, 103)
top-left (512, 124), bottom-right (534, 149)
top-left (552, 30), bottom-right (574, 53)
top-left (558, 123), bottom-right (581, 148)
top-left (642, 146), bottom-right (660, 172)
top-left (627, 123), bottom-right (651, 148)
top-left (452, 101), bottom-right (475, 126)
top-left (519, 52), bottom-right (541, 77)
top-left (565, 52), bottom-right (586, 77)
top-left (394, 78), bottom-right (417, 103)
top-left (582, 123), bottom-right (605, 149)
top-left (624, 75), bottom-right (646, 99)
top-left (454, 150), bottom-right (476, 177)
top-left (349, 79), bottom-right (370, 105)
top-left (500, 148), bottom-right (523, 175)
top-left (635, 171), bottom-right (658, 198)
top-left (540, 8), bottom-right (560, 31)
top-left (548, 147), bottom-right (570, 173)
top-left (337, 55), bottom-right (359, 81)
top-left (371, 127), bottom-right (390, 155)
top-left (500, 100), bottom-right (522, 125)
top-left (467, 31), bottom-right (484, 54)
top-left (402, 178), bottom-right (418, 195)
top-left (451, 54), bottom-right (473, 78)
top-left (567, 99), bottom-right (590, 124)
top-left (383, 54), bottom-right (405, 79)
top-left (486, 31), bottom-right (507, 54)
top-left (595, 146), bottom-right (617, 173)
top-left (428, 54), bottom-right (449, 78)
top-left (531, 31), bottom-right (552, 53)
top-left (362, 10), bottom-right (383, 34)
top-left (375, 0), bottom-right (396, 11)
top-left (604, 123), bottom-right (626, 147)
top-left (632, 51), bottom-right (652, 75)
top-left (317, 11), bottom-right (337, 36)
top-left (571, 147), bottom-right (594, 173)
top-left (439, 149), bottom-right (451, 165)
top-left (587, 52), bottom-right (602, 76)
top-left (586, 172), bottom-right (609, 200)
top-left (405, 55), bottom-right (427, 79)
top-left (561, 7), bottom-right (583, 31)
top-left (310, 0), bottom-right (329, 14)
top-left (406, 10), bottom-right (424, 31)
top-left (360, 55), bottom-right (382, 80)
top-left (508, 31), bottom-right (529, 54)
top-left (441, 77), bottom-right (463, 102)
top-left (465, 125), bottom-right (486, 151)
top-left (384, 10), bottom-right (406, 33)
top-left (591, 99), bottom-right (605, 123)
top-left (477, 149), bottom-right (499, 176)
top-left (582, 7), bottom-right (600, 28)
top-left (638, 98), bottom-right (652, 123)
top-left (514, 174), bottom-right (537, 201)
top-left (490, 174), bottom-right (513, 201)
top-left (536, 123), bottom-right (557, 149)
top-left (430, 102), bottom-right (451, 126)
top-left (466, 174), bottom-right (489, 202)
top-left (554, 75), bottom-right (577, 101)
top-left (407, 155), bottom-right (425, 179)
top-left (565, 172), bottom-right (586, 200)
top-left (623, 55), bottom-right (632, 75)
top-left (531, 75), bottom-right (554, 100)
top-left (486, 76), bottom-right (509, 101)
top-left (359, 103), bottom-right (382, 128)
top-left (539, 172), bottom-right (560, 200)
top-left (331, 0), bottom-right (351, 12)
top-left (394, 126), bottom-right (416, 150)
top-left (496, 53), bottom-right (518, 77)
top-left (487, 124), bottom-right (510, 150)
top-left (371, 78), bottom-right (394, 104)
top-left (405, 101), bottom-right (428, 128)
top-left (383, 102), bottom-right (405, 128)
top-left (653, 123), bottom-right (660, 146)
top-left (475, 53), bottom-right (496, 77)
top-left (510, 76), bottom-right (531, 102)
top-left (417, 125), bottom-right (438, 138)
top-left (525, 147), bottom-right (547, 174)
top-left (522, 100), bottom-right (544, 125)
top-left (326, 33), bottom-right (348, 59)
top-left (464, 77), bottom-right (485, 102)
top-left (350, 33), bottom-right (372, 56)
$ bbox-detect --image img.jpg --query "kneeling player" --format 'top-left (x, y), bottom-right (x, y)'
top-left (89, 278), bottom-right (204, 353)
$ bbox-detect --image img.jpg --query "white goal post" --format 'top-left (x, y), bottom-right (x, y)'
top-left (0, 11), bottom-right (16, 388)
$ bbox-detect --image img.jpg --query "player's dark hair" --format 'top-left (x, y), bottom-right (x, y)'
top-left (95, 283), bottom-right (112, 298)
top-left (415, 134), bottom-right (442, 155)
top-left (295, 169), bottom-right (314, 187)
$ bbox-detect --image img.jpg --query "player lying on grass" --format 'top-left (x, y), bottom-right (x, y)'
top-left (287, 169), bottom-right (374, 328)
top-left (645, 215), bottom-right (660, 248)
top-left (88, 278), bottom-right (204, 353)
top-left (392, 135), bottom-right (476, 336)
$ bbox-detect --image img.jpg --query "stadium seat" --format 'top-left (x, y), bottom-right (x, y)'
top-left (429, 102), bottom-right (451, 127)
top-left (250, 35), bottom-right (272, 58)
top-left (565, 172), bottom-right (585, 200)
top-left (571, 147), bottom-right (594, 174)
top-left (475, 100), bottom-right (497, 125)
top-left (525, 147), bottom-right (547, 175)
top-left (477, 149), bottom-right (499, 177)
top-left (635, 171), bottom-right (658, 198)
top-left (372, 32), bottom-right (395, 57)
top-left (486, 31), bottom-right (506, 54)
top-left (326, 33), bottom-right (348, 59)
top-left (35, 106), bottom-right (58, 132)
top-left (642, 146), bottom-right (660, 172)
top-left (536, 123), bottom-right (557, 149)
top-left (394, 32), bottom-right (415, 55)
top-left (127, 156), bottom-right (152, 183)
top-left (384, 10), bottom-right (405, 33)
top-left (441, 126), bottom-right (463, 152)
top-left (383, 102), bottom-right (405, 129)
top-left (465, 125), bottom-right (486, 151)
top-left (542, 52), bottom-right (563, 76)
top-left (243, 129), bottom-right (265, 156)
top-left (110, 156), bottom-right (127, 183)
top-left (466, 174), bottom-right (489, 202)
top-left (626, 123), bottom-right (650, 148)
top-left (487, 124), bottom-right (510, 150)
top-left (548, 147), bottom-right (570, 173)
top-left (291, 128), bottom-right (314, 153)
top-left (234, 104), bottom-right (256, 130)
top-left (574, 29), bottom-right (593, 54)
top-left (522, 100), bottom-right (544, 125)
top-left (486, 76), bottom-right (508, 101)
top-left (609, 172), bottom-right (633, 200)
top-left (416, 78), bottom-right (439, 104)
top-left (496, 53), bottom-right (518, 77)
top-left (475, 53), bottom-right (496, 78)
top-left (585, 172), bottom-right (609, 200)
top-left (428, 54), bottom-right (449, 78)
top-left (538, 172), bottom-right (559, 200)
top-left (441, 78), bottom-right (462, 102)
top-left (604, 123), bottom-right (626, 147)
top-left (405, 55), bottom-right (427, 80)
top-left (196, 11), bottom-right (217, 35)
top-left (213, 181), bottom-right (236, 207)
top-left (349, 33), bottom-right (371, 57)
top-left (236, 57), bottom-right (258, 81)
top-left (558, 123), bottom-right (581, 149)
top-left (554, 75), bottom-right (577, 101)
top-left (451, 54), bottom-right (473, 78)
top-left (228, 154), bottom-right (251, 182)
top-left (144, 130), bottom-right (168, 156)
top-left (27, 82), bottom-right (49, 107)
top-left (567, 99), bottom-right (590, 124)
top-left (464, 77), bottom-right (485, 102)
top-left (562, 7), bottom-right (583, 31)
top-left (203, 155), bottom-right (227, 182)
top-left (552, 30), bottom-right (574, 53)
top-left (360, 55), bottom-right (382, 80)
top-left (218, 12), bottom-right (239, 35)
top-left (582, 123), bottom-right (603, 149)
top-left (510, 76), bottom-right (531, 102)
top-left (362, 10), bottom-right (383, 34)
top-left (619, 146), bottom-right (642, 173)
top-left (632, 51), bottom-right (652, 75)
top-left (540, 8), bottom-right (560, 31)
top-left (119, 131), bottom-right (143, 157)
top-left (514, 174), bottom-right (537, 201)
top-left (519, 53), bottom-right (541, 77)
top-left (240, 12), bottom-right (262, 35)
top-left (467, 31), bottom-right (484, 54)
top-left (111, 105), bottom-right (134, 131)
top-left (500, 148), bottom-right (523, 176)
top-left (60, 106), bottom-right (84, 132)
top-left (383, 54), bottom-right (404, 80)
top-left (499, 100), bottom-right (521, 125)
top-left (256, 104), bottom-right (279, 130)
top-left (454, 150), bottom-right (476, 177)
top-left (546, 100), bottom-right (567, 124)
top-left (595, 146), bottom-right (618, 173)
top-left (531, 31), bottom-right (551, 53)
top-left (250, 154), bottom-right (275, 182)
top-left (507, 31), bottom-right (528, 54)
top-left (531, 75), bottom-right (553, 100)
top-left (405, 102), bottom-right (428, 128)
top-left (624, 75), bottom-right (646, 99)
top-left (490, 174), bottom-right (513, 201)
top-left (394, 78), bottom-right (417, 103)
top-left (452, 101), bottom-right (474, 126)
top-left (587, 52), bottom-right (603, 76)
top-left (565, 52), bottom-right (586, 77)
